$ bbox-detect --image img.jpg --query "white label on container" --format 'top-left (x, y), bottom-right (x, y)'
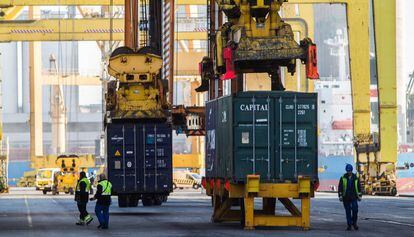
top-left (115, 161), bottom-right (121, 169)
top-left (298, 129), bottom-right (308, 147)
top-left (208, 130), bottom-right (215, 149)
top-left (127, 161), bottom-right (132, 168)
top-left (242, 132), bottom-right (250, 144)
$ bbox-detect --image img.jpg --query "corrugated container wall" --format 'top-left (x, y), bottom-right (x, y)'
top-left (107, 122), bottom-right (172, 194)
top-left (205, 91), bottom-right (318, 183)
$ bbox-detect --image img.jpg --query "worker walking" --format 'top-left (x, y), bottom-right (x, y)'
top-left (90, 173), bottom-right (112, 229)
top-left (75, 171), bottom-right (93, 226)
top-left (338, 164), bottom-right (362, 231)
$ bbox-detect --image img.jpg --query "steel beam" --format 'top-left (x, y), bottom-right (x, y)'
top-left (289, 0), bottom-right (371, 139)
top-left (29, 7), bottom-right (43, 159)
top-left (42, 75), bottom-right (101, 86)
top-left (373, 0), bottom-right (397, 163)
top-left (0, 18), bottom-right (125, 42)
top-left (0, 0), bottom-right (204, 7)
top-left (1, 6), bottom-right (24, 20)
top-left (0, 19), bottom-right (207, 42)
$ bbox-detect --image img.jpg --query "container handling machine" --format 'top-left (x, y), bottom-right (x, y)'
top-left (105, 0), bottom-right (172, 207)
top-left (187, 0), bottom-right (320, 230)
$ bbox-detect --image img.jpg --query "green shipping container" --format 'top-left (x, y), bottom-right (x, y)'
top-left (205, 91), bottom-right (318, 183)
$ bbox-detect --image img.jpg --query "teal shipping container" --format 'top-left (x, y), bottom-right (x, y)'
top-left (205, 91), bottom-right (318, 183)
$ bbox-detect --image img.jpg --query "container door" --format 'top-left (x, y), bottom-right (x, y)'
top-left (276, 93), bottom-right (318, 181)
top-left (205, 100), bottom-right (218, 178)
top-left (295, 97), bottom-right (318, 178)
top-left (106, 123), bottom-right (127, 193)
top-left (233, 96), bottom-right (275, 181)
top-left (143, 124), bottom-right (172, 193)
top-left (123, 124), bottom-right (138, 192)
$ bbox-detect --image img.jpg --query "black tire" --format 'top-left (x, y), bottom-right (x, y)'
top-left (128, 195), bottom-right (139, 207)
top-left (173, 183), bottom-right (177, 190)
top-left (118, 195), bottom-right (128, 208)
top-left (192, 183), bottom-right (200, 190)
top-left (42, 190), bottom-right (47, 195)
top-left (391, 187), bottom-right (397, 196)
top-left (153, 196), bottom-right (163, 206)
top-left (142, 196), bottom-right (154, 206)
top-left (69, 188), bottom-right (74, 195)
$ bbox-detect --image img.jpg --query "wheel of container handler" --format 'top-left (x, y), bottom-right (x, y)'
top-left (142, 195), bottom-right (154, 206)
top-left (192, 183), bottom-right (200, 190)
top-left (153, 196), bottom-right (163, 206)
top-left (391, 187), bottom-right (397, 196)
top-left (128, 196), bottom-right (139, 207)
top-left (118, 195), bottom-right (128, 208)
top-left (42, 190), bottom-right (47, 195)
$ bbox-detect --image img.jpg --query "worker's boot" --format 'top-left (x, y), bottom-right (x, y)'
top-left (75, 220), bottom-right (85, 226)
top-left (353, 224), bottom-right (359, 230)
top-left (84, 215), bottom-right (93, 225)
top-left (346, 225), bottom-right (352, 231)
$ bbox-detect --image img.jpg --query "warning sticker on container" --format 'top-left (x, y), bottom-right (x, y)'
top-left (242, 132), bottom-right (250, 144)
top-left (114, 150), bottom-right (121, 156)
top-left (127, 161), bottom-right (132, 168)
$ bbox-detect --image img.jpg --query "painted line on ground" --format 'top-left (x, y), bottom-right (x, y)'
top-left (24, 195), bottom-right (33, 228)
top-left (362, 218), bottom-right (414, 228)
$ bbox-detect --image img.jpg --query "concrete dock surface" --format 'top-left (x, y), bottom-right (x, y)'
top-left (0, 188), bottom-right (413, 237)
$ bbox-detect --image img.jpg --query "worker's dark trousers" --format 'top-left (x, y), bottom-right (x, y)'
top-left (95, 204), bottom-right (110, 228)
top-left (343, 200), bottom-right (358, 226)
top-left (77, 202), bottom-right (89, 221)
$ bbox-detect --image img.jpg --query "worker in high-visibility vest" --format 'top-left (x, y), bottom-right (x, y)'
top-left (90, 173), bottom-right (112, 229)
top-left (338, 164), bottom-right (362, 231)
top-left (75, 171), bottom-right (93, 226)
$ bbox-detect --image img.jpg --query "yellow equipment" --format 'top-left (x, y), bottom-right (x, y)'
top-left (17, 170), bottom-right (36, 187)
top-left (286, 0), bottom-right (398, 196)
top-left (51, 155), bottom-right (82, 195)
top-left (35, 168), bottom-right (60, 194)
top-left (196, 0), bottom-right (318, 230)
top-left (31, 154), bottom-right (95, 170)
top-left (106, 47), bottom-right (168, 121)
top-left (0, 140), bottom-right (7, 193)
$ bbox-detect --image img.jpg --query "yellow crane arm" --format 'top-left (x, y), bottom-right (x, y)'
top-left (0, 0), bottom-right (203, 7)
top-left (372, 0), bottom-right (397, 163)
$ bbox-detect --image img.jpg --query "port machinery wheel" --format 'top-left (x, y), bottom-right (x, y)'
top-left (391, 187), bottom-right (397, 196)
top-left (42, 190), bottom-right (47, 195)
top-left (128, 195), bottom-right (139, 207)
top-left (153, 195), bottom-right (164, 206)
top-left (142, 195), bottom-right (154, 206)
top-left (192, 183), bottom-right (201, 190)
top-left (118, 194), bottom-right (128, 208)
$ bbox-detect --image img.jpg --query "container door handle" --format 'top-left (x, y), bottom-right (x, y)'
top-left (252, 97), bottom-right (256, 174)
top-left (279, 97), bottom-right (283, 181)
top-left (122, 125), bottom-right (126, 191)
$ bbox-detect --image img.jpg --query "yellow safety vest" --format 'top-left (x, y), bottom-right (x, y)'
top-left (341, 175), bottom-right (360, 196)
top-left (76, 177), bottom-right (91, 192)
top-left (99, 180), bottom-right (112, 196)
